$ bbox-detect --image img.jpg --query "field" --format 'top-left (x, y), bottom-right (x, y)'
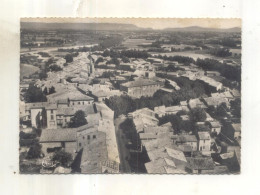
top-left (150, 51), bottom-right (213, 60)
top-left (20, 64), bottom-right (40, 78)
top-left (122, 38), bottom-right (155, 49)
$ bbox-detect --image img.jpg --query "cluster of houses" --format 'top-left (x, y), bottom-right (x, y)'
top-left (20, 47), bottom-right (241, 174)
top-left (126, 87), bottom-right (241, 173)
top-left (20, 53), bottom-right (121, 174)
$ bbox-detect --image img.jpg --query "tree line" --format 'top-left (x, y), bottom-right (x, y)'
top-left (105, 76), bottom-right (206, 118)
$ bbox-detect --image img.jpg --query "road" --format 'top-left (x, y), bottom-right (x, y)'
top-left (114, 116), bottom-right (132, 173)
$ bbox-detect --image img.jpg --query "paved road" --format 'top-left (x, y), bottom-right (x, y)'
top-left (114, 117), bottom-right (132, 173)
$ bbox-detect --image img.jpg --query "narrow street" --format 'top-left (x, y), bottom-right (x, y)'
top-left (114, 116), bottom-right (132, 173)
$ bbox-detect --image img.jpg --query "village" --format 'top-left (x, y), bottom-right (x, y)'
top-left (19, 24), bottom-right (241, 174)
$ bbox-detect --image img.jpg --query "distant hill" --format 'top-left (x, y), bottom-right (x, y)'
top-left (21, 22), bottom-right (241, 32)
top-left (21, 22), bottom-right (148, 31)
top-left (163, 26), bottom-right (241, 32)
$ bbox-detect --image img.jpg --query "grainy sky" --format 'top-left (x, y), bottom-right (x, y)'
top-left (21, 18), bottom-right (241, 29)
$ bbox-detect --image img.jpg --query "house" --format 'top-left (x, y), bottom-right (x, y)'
top-left (139, 126), bottom-right (172, 143)
top-left (185, 157), bottom-right (215, 174)
top-left (198, 76), bottom-right (223, 91)
top-left (211, 91), bottom-right (234, 102)
top-left (144, 146), bottom-right (187, 174)
top-left (24, 102), bottom-right (50, 128)
top-left (198, 132), bottom-right (211, 154)
top-left (46, 104), bottom-right (58, 129)
top-left (203, 97), bottom-right (230, 108)
top-left (205, 71), bottom-right (221, 77)
top-left (130, 108), bottom-right (159, 133)
top-left (174, 135), bottom-right (198, 152)
top-left (120, 78), bottom-right (161, 98)
top-left (188, 98), bottom-right (207, 110)
top-left (39, 125), bottom-right (89, 156)
top-left (220, 147), bottom-right (240, 173)
top-left (154, 105), bottom-right (166, 117)
top-left (231, 123), bottom-right (241, 139)
top-left (207, 121), bottom-right (222, 135)
top-left (68, 94), bottom-right (94, 106)
top-left (154, 105), bottom-right (183, 117)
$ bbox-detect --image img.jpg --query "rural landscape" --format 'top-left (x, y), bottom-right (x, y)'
top-left (19, 19), bottom-right (241, 174)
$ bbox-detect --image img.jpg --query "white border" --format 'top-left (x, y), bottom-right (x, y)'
top-left (1, 0), bottom-right (260, 194)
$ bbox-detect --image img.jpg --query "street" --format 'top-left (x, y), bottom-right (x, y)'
top-left (114, 116), bottom-right (132, 173)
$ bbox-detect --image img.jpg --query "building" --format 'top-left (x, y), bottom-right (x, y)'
top-left (198, 132), bottom-right (211, 153)
top-left (129, 108), bottom-right (159, 133)
top-left (231, 123), bottom-right (241, 140)
top-left (120, 78), bottom-right (161, 98)
top-left (144, 146), bottom-right (187, 174)
top-left (68, 94), bottom-right (94, 106)
top-left (205, 71), bottom-right (221, 77)
top-left (174, 135), bottom-right (198, 152)
top-left (39, 125), bottom-right (89, 156)
top-left (185, 157), bottom-right (215, 174)
top-left (207, 121), bottom-right (222, 135)
top-left (203, 97), bottom-right (230, 108)
top-left (188, 98), bottom-right (207, 110)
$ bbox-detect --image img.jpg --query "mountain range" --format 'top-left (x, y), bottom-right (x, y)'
top-left (21, 22), bottom-right (241, 32)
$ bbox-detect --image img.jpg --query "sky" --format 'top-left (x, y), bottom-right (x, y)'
top-left (21, 18), bottom-right (241, 29)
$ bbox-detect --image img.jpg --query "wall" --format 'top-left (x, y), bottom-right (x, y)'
top-left (41, 142), bottom-right (62, 155)
top-left (69, 100), bottom-right (93, 106)
top-left (46, 109), bottom-right (57, 129)
top-left (198, 139), bottom-right (211, 152)
top-left (31, 108), bottom-right (43, 128)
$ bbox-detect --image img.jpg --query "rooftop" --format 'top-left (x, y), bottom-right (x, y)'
top-left (198, 131), bottom-right (211, 140)
top-left (177, 135), bottom-right (197, 143)
top-left (186, 157), bottom-right (215, 170)
top-left (39, 125), bottom-right (90, 142)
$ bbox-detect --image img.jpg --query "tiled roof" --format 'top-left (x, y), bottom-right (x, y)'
top-left (40, 127), bottom-right (82, 142)
top-left (198, 132), bottom-right (211, 140)
top-left (165, 147), bottom-right (187, 163)
top-left (186, 157), bottom-right (215, 170)
top-left (177, 135), bottom-right (197, 143)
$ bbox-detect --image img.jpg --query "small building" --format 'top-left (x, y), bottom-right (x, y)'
top-left (175, 135), bottom-right (198, 152)
top-left (188, 98), bottom-right (207, 110)
top-left (198, 132), bottom-right (211, 153)
top-left (207, 121), bottom-right (222, 135)
top-left (120, 78), bottom-right (161, 98)
top-left (185, 157), bottom-right (215, 174)
top-left (205, 71), bottom-right (221, 77)
top-left (231, 123), bottom-right (241, 140)
top-left (39, 126), bottom-right (89, 156)
top-left (68, 94), bottom-right (94, 106)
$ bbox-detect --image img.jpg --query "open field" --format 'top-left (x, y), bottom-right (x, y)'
top-left (20, 64), bottom-right (40, 78)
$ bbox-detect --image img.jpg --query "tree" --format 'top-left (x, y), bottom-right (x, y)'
top-left (24, 84), bottom-right (47, 103)
top-left (43, 87), bottom-right (48, 95)
top-left (49, 86), bottom-right (56, 94)
top-left (190, 107), bottom-right (206, 122)
top-left (49, 65), bottom-right (63, 72)
top-left (69, 110), bottom-right (87, 128)
top-left (95, 57), bottom-right (104, 65)
top-left (122, 56), bottom-right (130, 63)
top-left (52, 150), bottom-right (72, 167)
top-left (103, 49), bottom-right (110, 57)
top-left (110, 58), bottom-right (120, 66)
top-left (230, 98), bottom-right (241, 118)
top-left (27, 143), bottom-right (42, 159)
top-left (65, 54), bottom-right (73, 63)
top-left (39, 71), bottom-right (48, 80)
